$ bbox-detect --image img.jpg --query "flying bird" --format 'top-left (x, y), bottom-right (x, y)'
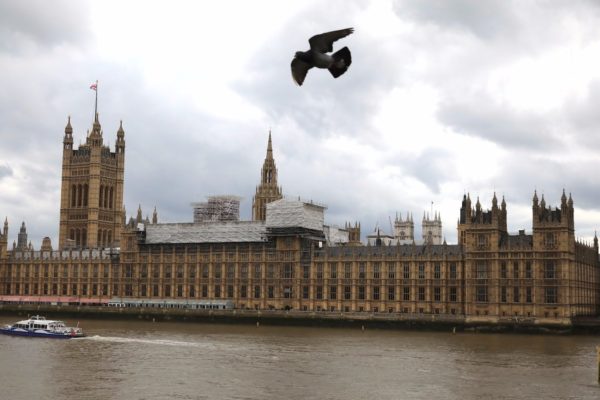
top-left (291, 27), bottom-right (354, 86)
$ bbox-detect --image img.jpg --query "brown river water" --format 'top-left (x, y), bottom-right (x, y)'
top-left (0, 315), bottom-right (599, 399)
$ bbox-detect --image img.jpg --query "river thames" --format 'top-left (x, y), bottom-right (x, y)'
top-left (0, 315), bottom-right (598, 399)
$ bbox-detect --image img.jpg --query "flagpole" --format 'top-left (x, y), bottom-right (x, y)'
top-left (94, 80), bottom-right (98, 120)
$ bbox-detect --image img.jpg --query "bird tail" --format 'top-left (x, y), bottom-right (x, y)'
top-left (329, 46), bottom-right (352, 78)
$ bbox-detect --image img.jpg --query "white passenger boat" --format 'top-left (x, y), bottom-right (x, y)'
top-left (0, 315), bottom-right (85, 338)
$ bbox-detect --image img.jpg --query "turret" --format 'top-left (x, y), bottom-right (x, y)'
top-left (63, 116), bottom-right (73, 150)
top-left (116, 120), bottom-right (125, 154)
top-left (152, 206), bottom-right (158, 224)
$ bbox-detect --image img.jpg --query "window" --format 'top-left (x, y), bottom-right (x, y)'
top-left (253, 264), bottom-right (261, 279)
top-left (476, 262), bottom-right (487, 279)
top-left (387, 262), bottom-right (396, 279)
top-left (513, 287), bottom-right (520, 303)
top-left (268, 286), bottom-right (274, 298)
top-left (164, 265), bottom-right (172, 279)
top-left (449, 263), bottom-right (457, 279)
top-left (177, 285), bottom-right (183, 297)
top-left (513, 262), bottom-right (519, 279)
top-left (141, 285), bottom-right (148, 297)
top-left (164, 285), bottom-right (171, 297)
top-left (344, 263), bottom-right (352, 279)
top-left (418, 287), bottom-right (425, 301)
top-left (403, 263), bottom-right (410, 279)
top-left (330, 263), bottom-right (338, 279)
top-left (545, 233), bottom-right (556, 248)
top-left (316, 263), bottom-right (323, 279)
top-left (283, 264), bottom-right (293, 279)
top-left (500, 262), bottom-right (507, 279)
top-left (388, 286), bottom-right (395, 301)
top-left (241, 264), bottom-right (248, 279)
top-left (373, 263), bottom-right (381, 279)
top-left (544, 261), bottom-right (556, 279)
top-left (403, 286), bottom-right (410, 301)
top-left (545, 287), bottom-right (557, 304)
top-left (477, 234), bottom-right (488, 247)
top-left (418, 264), bottom-right (425, 280)
top-left (526, 287), bottom-right (532, 303)
top-left (434, 287), bottom-right (441, 302)
top-left (449, 287), bottom-right (457, 302)
top-left (359, 263), bottom-right (366, 279)
top-left (358, 286), bottom-right (365, 300)
top-left (303, 286), bottom-right (309, 299)
top-left (267, 265), bottom-right (275, 279)
top-left (154, 285), bottom-right (160, 297)
top-left (303, 265), bottom-right (310, 279)
top-left (329, 286), bottom-right (337, 300)
top-left (434, 264), bottom-right (441, 279)
top-left (501, 287), bottom-right (507, 303)
top-left (525, 261), bottom-right (532, 279)
top-left (476, 286), bottom-right (488, 302)
top-left (316, 286), bottom-right (323, 299)
top-left (177, 265), bottom-right (184, 279)
top-left (254, 285), bottom-right (260, 298)
top-left (215, 265), bottom-right (222, 279)
top-left (227, 264), bottom-right (235, 279)
top-left (283, 286), bottom-right (292, 299)
top-left (372, 286), bottom-right (380, 300)
top-left (344, 286), bottom-right (351, 300)
top-left (227, 285), bottom-right (234, 298)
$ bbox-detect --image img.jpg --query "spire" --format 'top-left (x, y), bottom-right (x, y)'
top-left (492, 192), bottom-right (498, 209)
top-left (3, 217), bottom-right (7, 236)
top-left (540, 194), bottom-right (546, 209)
top-left (568, 192), bottom-right (573, 207)
top-left (533, 190), bottom-right (539, 206)
top-left (561, 189), bottom-right (567, 206)
top-left (267, 129), bottom-right (273, 156)
top-left (152, 206), bottom-right (158, 224)
top-left (117, 120), bottom-right (125, 138)
top-left (136, 204), bottom-right (142, 223)
top-left (64, 116), bottom-right (73, 135)
top-left (501, 195), bottom-right (506, 210)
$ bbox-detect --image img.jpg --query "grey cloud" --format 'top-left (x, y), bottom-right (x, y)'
top-left (438, 97), bottom-right (560, 150)
top-left (567, 81), bottom-right (600, 146)
top-left (0, 164), bottom-right (13, 179)
top-left (0, 1), bottom-right (92, 53)
top-left (394, 0), bottom-right (519, 40)
top-left (398, 148), bottom-right (456, 194)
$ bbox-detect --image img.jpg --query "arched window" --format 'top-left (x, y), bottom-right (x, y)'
top-left (104, 187), bottom-right (109, 209)
top-left (99, 186), bottom-right (104, 208)
top-left (75, 229), bottom-right (80, 247)
top-left (107, 231), bottom-right (112, 247)
top-left (71, 185), bottom-right (77, 207)
top-left (83, 184), bottom-right (88, 207)
top-left (109, 187), bottom-right (114, 209)
top-left (70, 229), bottom-right (75, 240)
top-left (82, 229), bottom-right (87, 248)
top-left (77, 184), bottom-right (82, 207)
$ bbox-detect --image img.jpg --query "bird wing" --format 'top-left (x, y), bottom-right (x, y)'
top-left (309, 28), bottom-right (354, 53)
top-left (291, 57), bottom-right (313, 86)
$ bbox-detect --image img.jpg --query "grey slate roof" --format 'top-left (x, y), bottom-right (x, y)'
top-left (144, 221), bottom-right (267, 244)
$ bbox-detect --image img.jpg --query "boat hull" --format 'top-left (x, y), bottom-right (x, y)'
top-left (0, 327), bottom-right (84, 339)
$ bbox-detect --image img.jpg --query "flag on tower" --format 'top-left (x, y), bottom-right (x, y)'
top-left (90, 82), bottom-right (97, 91)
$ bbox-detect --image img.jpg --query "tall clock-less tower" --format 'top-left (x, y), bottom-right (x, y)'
top-left (252, 131), bottom-right (283, 221)
top-left (58, 113), bottom-right (125, 249)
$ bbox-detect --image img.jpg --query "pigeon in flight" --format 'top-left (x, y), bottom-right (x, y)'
top-left (291, 28), bottom-right (354, 86)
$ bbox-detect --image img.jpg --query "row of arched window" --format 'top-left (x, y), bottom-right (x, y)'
top-left (99, 185), bottom-right (115, 209)
top-left (71, 184), bottom-right (88, 207)
top-left (69, 228), bottom-right (113, 248)
top-left (70, 184), bottom-right (115, 209)
top-left (69, 228), bottom-right (87, 247)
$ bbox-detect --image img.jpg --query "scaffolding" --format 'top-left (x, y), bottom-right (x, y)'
top-left (192, 195), bottom-right (242, 223)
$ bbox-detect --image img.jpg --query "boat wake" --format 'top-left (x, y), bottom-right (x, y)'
top-left (84, 335), bottom-right (205, 348)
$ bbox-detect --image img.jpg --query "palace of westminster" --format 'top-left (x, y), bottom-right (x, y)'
top-left (1, 112), bottom-right (599, 324)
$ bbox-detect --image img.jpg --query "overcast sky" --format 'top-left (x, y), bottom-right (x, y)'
top-left (1, 0), bottom-right (600, 248)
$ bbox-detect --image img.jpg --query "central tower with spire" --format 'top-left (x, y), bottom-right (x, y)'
top-left (252, 131), bottom-right (283, 221)
top-left (58, 112), bottom-right (126, 249)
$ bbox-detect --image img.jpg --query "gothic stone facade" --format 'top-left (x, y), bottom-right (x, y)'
top-left (0, 122), bottom-right (599, 324)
